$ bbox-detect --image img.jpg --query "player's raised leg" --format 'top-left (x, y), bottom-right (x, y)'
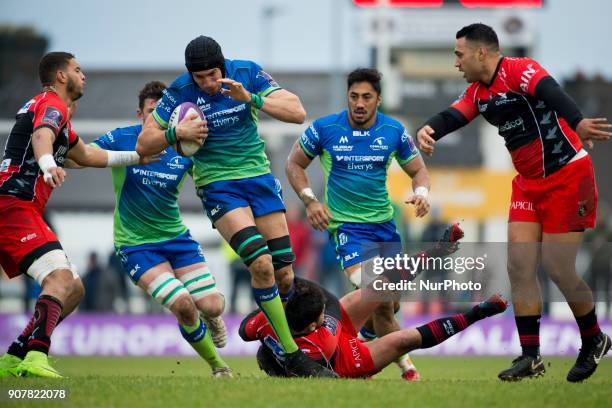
top-left (134, 261), bottom-right (230, 376)
top-left (174, 262), bottom-right (228, 349)
top-left (498, 221), bottom-right (545, 381)
top-left (215, 208), bottom-right (335, 377)
top-left (541, 232), bottom-right (610, 382)
top-left (365, 294), bottom-right (508, 371)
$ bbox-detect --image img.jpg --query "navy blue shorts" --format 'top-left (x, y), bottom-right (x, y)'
top-left (330, 221), bottom-right (402, 269)
top-left (116, 231), bottom-right (205, 282)
top-left (197, 173), bottom-right (286, 223)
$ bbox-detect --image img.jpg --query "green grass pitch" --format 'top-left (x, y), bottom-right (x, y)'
top-left (1, 356), bottom-right (610, 407)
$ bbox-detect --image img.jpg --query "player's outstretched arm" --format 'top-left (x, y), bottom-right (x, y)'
top-left (402, 156), bottom-right (431, 218)
top-left (285, 141), bottom-right (331, 231)
top-left (136, 113), bottom-right (206, 156)
top-left (67, 139), bottom-right (158, 168)
top-left (417, 108), bottom-right (470, 156)
top-left (32, 127), bottom-right (65, 188)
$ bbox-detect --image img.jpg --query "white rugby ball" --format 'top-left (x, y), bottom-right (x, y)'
top-left (168, 102), bottom-right (205, 157)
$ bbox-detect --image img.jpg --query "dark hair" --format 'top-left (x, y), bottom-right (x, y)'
top-left (456, 23), bottom-right (499, 51)
top-left (38, 52), bottom-right (75, 87)
top-left (347, 68), bottom-right (382, 95)
top-left (138, 81), bottom-right (166, 110)
top-left (285, 281), bottom-right (325, 332)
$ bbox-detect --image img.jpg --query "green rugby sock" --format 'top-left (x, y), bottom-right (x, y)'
top-left (180, 319), bottom-right (226, 369)
top-left (253, 285), bottom-right (298, 353)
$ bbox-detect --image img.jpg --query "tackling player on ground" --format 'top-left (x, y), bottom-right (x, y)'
top-left (88, 81), bottom-right (231, 377)
top-left (285, 68), bottom-right (430, 381)
top-left (416, 23), bottom-right (611, 382)
top-left (136, 36), bottom-right (335, 377)
top-left (240, 225), bottom-right (505, 379)
top-left (0, 52), bottom-right (154, 378)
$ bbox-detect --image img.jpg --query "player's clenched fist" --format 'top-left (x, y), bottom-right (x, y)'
top-left (306, 201), bottom-right (332, 232)
top-left (43, 166), bottom-right (66, 188)
top-left (416, 125), bottom-right (436, 156)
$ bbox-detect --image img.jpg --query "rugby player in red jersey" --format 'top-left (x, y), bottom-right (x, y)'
top-left (0, 52), bottom-right (154, 378)
top-left (416, 23), bottom-right (612, 382)
top-left (239, 223), bottom-right (509, 379)
top-left (240, 278), bottom-right (507, 379)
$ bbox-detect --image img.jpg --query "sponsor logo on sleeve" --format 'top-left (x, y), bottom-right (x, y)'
top-left (402, 130), bottom-right (416, 151)
top-left (42, 107), bottom-right (64, 130)
top-left (256, 70), bottom-right (279, 88)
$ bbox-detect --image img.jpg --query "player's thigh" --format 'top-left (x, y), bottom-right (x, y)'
top-left (254, 211), bottom-right (289, 240)
top-left (136, 261), bottom-right (175, 290)
top-left (174, 262), bottom-right (223, 312)
top-left (340, 286), bottom-right (380, 333)
top-left (214, 207), bottom-right (256, 242)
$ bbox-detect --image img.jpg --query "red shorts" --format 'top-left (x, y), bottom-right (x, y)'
top-left (0, 197), bottom-right (61, 278)
top-left (333, 305), bottom-right (378, 378)
top-left (508, 155), bottom-right (598, 233)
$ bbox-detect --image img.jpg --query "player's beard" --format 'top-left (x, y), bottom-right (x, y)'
top-left (67, 76), bottom-right (84, 101)
top-left (350, 109), bottom-right (374, 127)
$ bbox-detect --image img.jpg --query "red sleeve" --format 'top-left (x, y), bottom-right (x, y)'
top-left (33, 97), bottom-right (67, 137)
top-left (504, 57), bottom-right (550, 96)
top-left (241, 311), bottom-right (268, 341)
top-left (297, 316), bottom-right (340, 361)
top-left (450, 83), bottom-right (480, 121)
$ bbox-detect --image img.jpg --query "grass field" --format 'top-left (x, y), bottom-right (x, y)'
top-left (1, 356), bottom-right (611, 407)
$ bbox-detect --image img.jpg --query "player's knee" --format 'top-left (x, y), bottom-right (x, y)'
top-left (274, 266), bottom-right (294, 294)
top-left (70, 276), bottom-right (85, 303)
top-left (249, 255), bottom-right (275, 281)
top-left (40, 269), bottom-right (78, 301)
top-left (507, 257), bottom-right (536, 283)
top-left (172, 295), bottom-right (199, 326)
top-left (267, 236), bottom-right (296, 272)
top-left (229, 226), bottom-right (271, 269)
top-left (373, 302), bottom-right (396, 321)
top-left (197, 293), bottom-right (225, 317)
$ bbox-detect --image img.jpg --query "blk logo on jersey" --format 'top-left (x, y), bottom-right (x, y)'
top-left (353, 130), bottom-right (370, 137)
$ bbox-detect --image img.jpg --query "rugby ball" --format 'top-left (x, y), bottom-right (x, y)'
top-left (168, 102), bottom-right (205, 157)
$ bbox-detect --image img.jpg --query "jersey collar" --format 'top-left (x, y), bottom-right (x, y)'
top-left (485, 56), bottom-right (505, 88)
